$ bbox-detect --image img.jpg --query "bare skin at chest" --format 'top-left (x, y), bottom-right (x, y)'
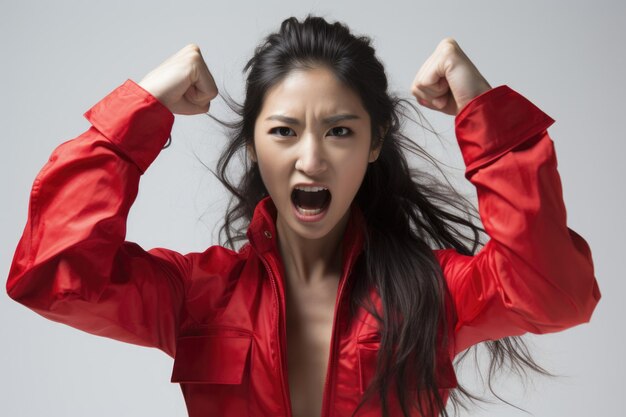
top-left (285, 273), bottom-right (340, 417)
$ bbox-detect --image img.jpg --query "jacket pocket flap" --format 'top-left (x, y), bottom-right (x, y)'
top-left (357, 337), bottom-right (458, 394)
top-left (171, 334), bottom-right (252, 384)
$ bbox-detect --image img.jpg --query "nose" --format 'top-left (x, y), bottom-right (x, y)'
top-left (295, 133), bottom-right (327, 176)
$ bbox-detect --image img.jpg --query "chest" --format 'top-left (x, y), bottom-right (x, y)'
top-left (284, 277), bottom-right (339, 417)
top-left (172, 255), bottom-right (458, 417)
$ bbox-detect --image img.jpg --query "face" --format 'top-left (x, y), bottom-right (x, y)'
top-left (250, 66), bottom-right (381, 241)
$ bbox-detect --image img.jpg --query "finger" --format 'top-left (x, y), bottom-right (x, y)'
top-left (195, 69), bottom-right (218, 102)
top-left (176, 99), bottom-right (212, 116)
top-left (192, 49), bottom-right (219, 102)
top-left (183, 84), bottom-right (201, 103)
top-left (183, 84), bottom-right (213, 110)
top-left (431, 94), bottom-right (448, 109)
top-left (414, 59), bottom-right (449, 96)
top-left (413, 78), bottom-right (450, 106)
top-left (415, 96), bottom-right (438, 111)
top-left (426, 76), bottom-right (449, 97)
top-left (410, 54), bottom-right (434, 97)
top-left (411, 55), bottom-right (449, 101)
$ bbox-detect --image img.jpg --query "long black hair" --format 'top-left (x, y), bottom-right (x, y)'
top-left (201, 14), bottom-right (556, 417)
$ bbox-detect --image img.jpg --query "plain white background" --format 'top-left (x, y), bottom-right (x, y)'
top-left (1, 1), bottom-right (623, 416)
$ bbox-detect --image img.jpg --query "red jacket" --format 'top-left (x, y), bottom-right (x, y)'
top-left (6, 79), bottom-right (601, 417)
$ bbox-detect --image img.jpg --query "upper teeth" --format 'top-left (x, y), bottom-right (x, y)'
top-left (295, 185), bottom-right (328, 192)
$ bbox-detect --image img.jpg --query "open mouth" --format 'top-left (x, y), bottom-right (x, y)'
top-left (291, 186), bottom-right (332, 216)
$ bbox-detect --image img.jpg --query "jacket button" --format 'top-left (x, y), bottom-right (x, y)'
top-left (264, 230), bottom-right (272, 239)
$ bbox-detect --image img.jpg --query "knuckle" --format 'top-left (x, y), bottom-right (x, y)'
top-left (411, 84), bottom-right (422, 97)
top-left (439, 38), bottom-right (459, 53)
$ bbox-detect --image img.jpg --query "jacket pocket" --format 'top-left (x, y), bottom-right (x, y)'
top-left (356, 332), bottom-right (458, 395)
top-left (171, 327), bottom-right (253, 384)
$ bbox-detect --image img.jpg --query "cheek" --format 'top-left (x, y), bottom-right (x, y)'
top-left (255, 148), bottom-right (288, 193)
top-left (338, 154), bottom-right (370, 190)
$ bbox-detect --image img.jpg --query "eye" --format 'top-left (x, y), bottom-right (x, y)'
top-left (328, 127), bottom-right (352, 137)
top-left (269, 127), bottom-right (296, 137)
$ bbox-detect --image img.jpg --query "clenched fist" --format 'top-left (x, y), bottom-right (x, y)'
top-left (138, 44), bottom-right (219, 115)
top-left (411, 38), bottom-right (492, 116)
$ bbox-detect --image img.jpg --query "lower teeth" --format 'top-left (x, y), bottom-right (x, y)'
top-left (296, 205), bottom-right (325, 215)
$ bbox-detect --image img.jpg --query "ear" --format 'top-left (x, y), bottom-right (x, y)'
top-left (368, 126), bottom-right (387, 163)
top-left (247, 143), bottom-right (257, 163)
top-left (368, 144), bottom-right (382, 163)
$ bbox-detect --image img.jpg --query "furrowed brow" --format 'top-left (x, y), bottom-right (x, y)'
top-left (265, 114), bottom-right (360, 126)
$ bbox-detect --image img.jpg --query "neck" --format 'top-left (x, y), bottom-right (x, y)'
top-left (275, 209), bottom-right (350, 287)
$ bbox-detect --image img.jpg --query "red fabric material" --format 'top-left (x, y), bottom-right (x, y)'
top-left (6, 79), bottom-right (601, 417)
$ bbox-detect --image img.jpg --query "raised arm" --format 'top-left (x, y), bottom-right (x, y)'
top-left (411, 38), bottom-right (601, 356)
top-left (436, 85), bottom-right (601, 355)
top-left (6, 79), bottom-right (190, 358)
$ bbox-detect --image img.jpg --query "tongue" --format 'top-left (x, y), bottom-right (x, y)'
top-left (294, 189), bottom-right (330, 209)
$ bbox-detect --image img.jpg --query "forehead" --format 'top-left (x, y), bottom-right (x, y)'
top-left (258, 67), bottom-right (368, 119)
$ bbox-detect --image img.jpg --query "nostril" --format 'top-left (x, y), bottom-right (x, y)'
top-left (295, 156), bottom-right (327, 173)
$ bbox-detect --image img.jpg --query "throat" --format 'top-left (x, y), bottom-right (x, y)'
top-left (275, 205), bottom-right (349, 284)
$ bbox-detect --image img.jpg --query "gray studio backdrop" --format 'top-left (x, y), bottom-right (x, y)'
top-left (1, 1), bottom-right (623, 416)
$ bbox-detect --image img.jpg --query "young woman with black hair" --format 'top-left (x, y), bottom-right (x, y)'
top-left (7, 14), bottom-right (601, 417)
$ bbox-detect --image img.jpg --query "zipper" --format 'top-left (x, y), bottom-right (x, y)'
top-left (320, 283), bottom-right (342, 417)
top-left (258, 239), bottom-right (361, 417)
top-left (260, 254), bottom-right (294, 417)
top-left (320, 249), bottom-right (359, 417)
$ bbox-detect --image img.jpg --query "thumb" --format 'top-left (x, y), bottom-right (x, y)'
top-left (174, 97), bottom-right (211, 115)
top-left (184, 84), bottom-right (212, 105)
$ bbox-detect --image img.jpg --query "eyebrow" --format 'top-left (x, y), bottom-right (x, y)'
top-left (264, 114), bottom-right (361, 125)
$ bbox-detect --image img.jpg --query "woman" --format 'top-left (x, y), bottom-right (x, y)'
top-left (6, 14), bottom-right (601, 417)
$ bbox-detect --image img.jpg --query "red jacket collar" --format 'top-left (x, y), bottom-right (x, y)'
top-left (246, 196), bottom-right (367, 271)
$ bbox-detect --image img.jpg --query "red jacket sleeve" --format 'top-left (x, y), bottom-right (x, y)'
top-left (6, 79), bottom-right (188, 358)
top-left (435, 85), bottom-right (602, 356)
